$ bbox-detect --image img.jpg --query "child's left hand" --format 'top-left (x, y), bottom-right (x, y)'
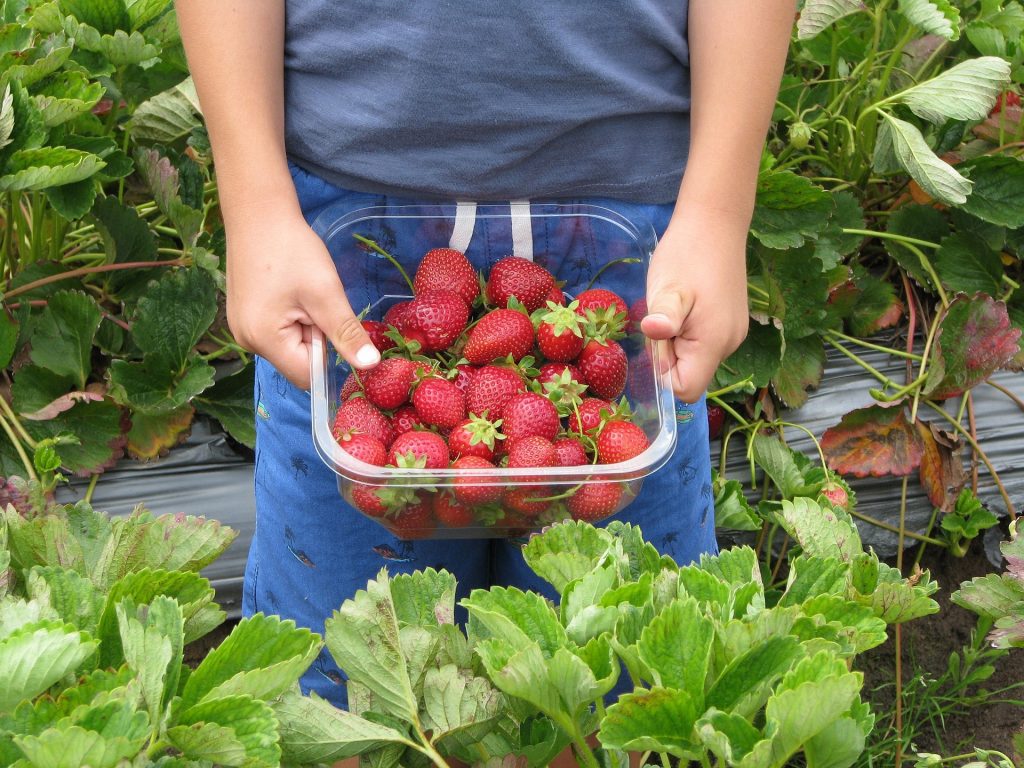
top-left (641, 205), bottom-right (751, 403)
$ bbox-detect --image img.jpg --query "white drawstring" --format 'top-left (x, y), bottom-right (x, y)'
top-left (509, 199), bottom-right (533, 262)
top-left (449, 201), bottom-right (477, 253)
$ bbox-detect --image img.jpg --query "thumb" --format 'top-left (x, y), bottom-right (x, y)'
top-left (640, 285), bottom-right (693, 341)
top-left (305, 279), bottom-right (380, 371)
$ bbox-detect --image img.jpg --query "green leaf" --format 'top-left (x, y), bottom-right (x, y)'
top-left (713, 472), bottom-right (761, 531)
top-left (27, 289), bottom-right (101, 389)
top-left (0, 621), bottom-right (97, 711)
top-left (61, 0), bottom-right (130, 34)
top-left (803, 710), bottom-right (873, 768)
top-left (779, 497), bottom-right (863, 561)
top-left (813, 191), bottom-right (866, 269)
top-left (884, 205), bottom-right (948, 289)
top-left (599, 687), bottom-right (701, 759)
top-left (108, 355), bottom-right (216, 414)
top-left (751, 433), bottom-right (820, 499)
top-left (181, 613), bottom-right (320, 708)
top-left (637, 598), bottom-right (712, 704)
top-left (0, 82), bottom-right (44, 167)
top-left (705, 636), bottom-right (805, 717)
top-left (760, 245), bottom-right (830, 339)
top-left (171, 695), bottom-right (280, 767)
top-left (0, 84), bottom-right (13, 151)
top-left (897, 57), bottom-right (1010, 123)
top-left (131, 267), bottom-right (218, 371)
top-left (125, 0), bottom-right (170, 29)
top-left (0, 38), bottom-right (72, 88)
top-left (0, 146), bottom-right (105, 191)
top-left (952, 572), bottom-right (1024, 620)
top-left (878, 114), bottom-right (972, 205)
top-left (117, 596), bottom-right (182, 726)
top-left (45, 178), bottom-right (97, 221)
top-left (90, 195), bottom-right (160, 300)
top-left (773, 333), bottom-right (826, 408)
top-left (966, 20), bottom-right (1007, 56)
top-left (851, 559), bottom-right (940, 624)
top-left (933, 233), bottom-right (1004, 296)
top-left (421, 665), bottom-right (505, 745)
top-left (272, 690), bottom-right (414, 764)
top-left (25, 565), bottom-right (103, 633)
top-left (521, 520), bottom-right (616, 593)
top-left (464, 585), bottom-right (568, 657)
top-left (123, 405), bottom-right (195, 460)
top-left (846, 268), bottom-right (904, 337)
top-left (0, 311), bottom-right (19, 369)
top-left (22, 398), bottom-right (126, 477)
top-left (781, 556), bottom-right (849, 606)
top-left (15, 717), bottom-right (149, 768)
top-left (798, 594), bottom-right (888, 654)
top-left (11, 365), bottom-right (76, 420)
top-left (698, 710), bottom-right (771, 766)
top-left (388, 567), bottom-right (457, 627)
top-left (712, 322), bottom-right (783, 390)
top-left (164, 721), bottom-right (247, 765)
top-left (750, 171), bottom-right (834, 249)
top-left (959, 156), bottom-right (1024, 228)
top-left (134, 147), bottom-right (203, 244)
top-left (33, 71), bottom-right (104, 127)
top-left (796, 0), bottom-right (867, 39)
top-left (128, 76), bottom-right (201, 143)
top-left (897, 0), bottom-right (961, 39)
top-left (194, 364), bottom-right (255, 449)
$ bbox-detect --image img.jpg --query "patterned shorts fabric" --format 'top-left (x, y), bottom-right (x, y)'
top-left (242, 162), bottom-right (718, 707)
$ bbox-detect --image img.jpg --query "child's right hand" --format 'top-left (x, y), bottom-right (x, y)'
top-left (225, 210), bottom-right (381, 390)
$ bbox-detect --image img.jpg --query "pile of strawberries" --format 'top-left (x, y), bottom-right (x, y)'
top-left (332, 247), bottom-right (653, 538)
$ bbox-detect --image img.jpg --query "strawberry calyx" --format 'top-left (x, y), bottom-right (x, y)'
top-left (582, 305), bottom-right (627, 344)
top-left (533, 300), bottom-right (584, 338)
top-left (534, 368), bottom-right (589, 416)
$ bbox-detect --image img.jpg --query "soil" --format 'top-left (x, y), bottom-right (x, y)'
top-left (183, 618), bottom-right (238, 668)
top-left (855, 538), bottom-right (1024, 760)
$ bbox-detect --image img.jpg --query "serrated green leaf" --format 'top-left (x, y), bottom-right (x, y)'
top-left (521, 520), bottom-right (617, 593)
top-left (27, 289), bottom-right (101, 389)
top-left (108, 355), bottom-right (216, 414)
top-left (751, 433), bottom-right (820, 499)
top-left (33, 71), bottom-right (104, 126)
top-left (599, 687), bottom-right (701, 758)
top-left (898, 0), bottom-right (961, 39)
top-left (25, 566), bottom-right (103, 633)
top-left (0, 84), bottom-right (13, 151)
top-left (0, 39), bottom-right (72, 88)
top-left (637, 598), bottom-right (712, 703)
top-left (959, 156), bottom-right (1024, 228)
top-left (750, 171), bottom-right (834, 249)
top-left (125, 0), bottom-right (170, 29)
top-left (0, 81), bottom-right (44, 167)
top-left (15, 720), bottom-right (148, 768)
top-left (813, 191), bottom-right (866, 269)
top-left (131, 267), bottom-right (218, 371)
top-left (897, 57), bottom-right (1010, 124)
top-left (0, 146), bottom-right (105, 191)
top-left (796, 0), bottom-right (867, 39)
top-left (389, 567), bottom-right (457, 627)
top-left (781, 556), bottom-right (849, 605)
top-left (773, 333), bottom-right (826, 409)
top-left (172, 695), bottom-right (280, 767)
top-left (878, 114), bottom-right (972, 205)
top-left (803, 713), bottom-right (872, 768)
top-left (884, 205), bottom-right (948, 289)
top-left (698, 709), bottom-right (772, 766)
top-left (0, 597), bottom-right (56, 641)
top-left (712, 321), bottom-right (783, 390)
top-left (61, 0), bottom-right (129, 34)
top-left (760, 245), bottom-right (831, 339)
top-left (134, 147), bottom-right (203, 244)
top-left (22, 398), bottom-right (126, 477)
top-left (194, 363), bottom-right (255, 449)
top-left (164, 720), bottom-right (247, 765)
top-left (779, 497), bottom-right (863, 561)
top-left (118, 596), bottom-right (182, 726)
top-left (953, 572), bottom-right (1024, 619)
top-left (45, 178), bottom-right (97, 221)
top-left (0, 311), bottom-right (19, 369)
top-left (90, 195), bottom-right (160, 300)
top-left (464, 585), bottom-right (568, 657)
top-left (966, 20), bottom-right (1007, 56)
top-left (0, 622), bottom-right (97, 711)
top-left (705, 636), bottom-right (805, 718)
top-left (933, 233), bottom-right (1004, 296)
top-left (713, 473), bottom-right (761, 531)
top-left (421, 665), bottom-right (505, 744)
top-left (128, 76), bottom-right (201, 142)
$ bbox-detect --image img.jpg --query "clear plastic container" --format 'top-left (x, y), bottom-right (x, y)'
top-left (310, 203), bottom-right (681, 539)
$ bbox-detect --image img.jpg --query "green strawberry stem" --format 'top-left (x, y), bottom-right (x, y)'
top-left (352, 234), bottom-right (415, 292)
top-left (584, 257), bottom-right (642, 291)
top-left (529, 482), bottom-right (586, 503)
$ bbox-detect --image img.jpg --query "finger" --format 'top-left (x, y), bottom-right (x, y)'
top-left (306, 280), bottom-right (380, 371)
top-left (267, 321), bottom-right (316, 391)
top-left (640, 287), bottom-right (694, 341)
top-left (670, 338), bottom-right (721, 404)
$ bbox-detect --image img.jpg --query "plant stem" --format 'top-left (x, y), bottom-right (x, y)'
top-left (84, 473), bottom-right (99, 505)
top-left (848, 508), bottom-right (946, 547)
top-left (0, 395), bottom-right (36, 450)
top-left (824, 329), bottom-right (921, 361)
top-left (0, 410), bottom-right (36, 481)
top-left (352, 234), bottom-right (414, 292)
top-left (823, 337), bottom-right (892, 384)
top-left (894, 622), bottom-right (904, 768)
top-left (987, 379), bottom-right (1024, 414)
top-left (585, 257), bottom-right (642, 290)
top-left (3, 258), bottom-right (187, 301)
top-left (913, 505), bottom-right (941, 571)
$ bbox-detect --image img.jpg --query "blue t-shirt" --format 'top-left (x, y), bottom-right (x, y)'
top-left (284, 2), bottom-right (690, 203)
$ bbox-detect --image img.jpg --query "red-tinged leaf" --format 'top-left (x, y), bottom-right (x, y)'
top-left (125, 405), bottom-right (194, 460)
top-left (822, 404), bottom-right (924, 478)
top-left (916, 419), bottom-right (967, 513)
top-left (24, 398), bottom-right (128, 476)
top-left (925, 293), bottom-right (1022, 399)
top-left (21, 391), bottom-right (104, 421)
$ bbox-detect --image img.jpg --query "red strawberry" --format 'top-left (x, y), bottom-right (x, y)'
top-left (433, 492), bottom-right (477, 528)
top-left (387, 500), bottom-right (436, 540)
top-left (451, 364), bottom-right (476, 394)
top-left (553, 437), bottom-right (588, 467)
top-left (507, 435), bottom-right (557, 468)
top-left (334, 398), bottom-right (393, 446)
top-left (537, 303), bottom-right (585, 362)
top-left (388, 430), bottom-right (449, 469)
top-left (412, 377), bottom-right (466, 430)
top-left (707, 404), bottom-right (726, 440)
top-left (537, 363), bottom-right (586, 387)
top-left (383, 300), bottom-right (413, 329)
top-left (391, 405), bottom-right (423, 436)
top-left (451, 456), bottom-right (503, 505)
top-left (503, 487), bottom-right (551, 518)
top-left (466, 365), bottom-right (526, 419)
top-left (546, 284), bottom-right (566, 306)
top-left (464, 309), bottom-right (535, 364)
top-left (568, 482), bottom-right (623, 521)
top-left (351, 482), bottom-right (418, 518)
top-left (578, 340), bottom-right (627, 400)
top-left (486, 257), bottom-right (555, 312)
top-left (568, 397), bottom-right (613, 435)
top-left (820, 481), bottom-right (850, 510)
top-left (405, 289), bottom-right (470, 353)
top-left (535, 365), bottom-right (589, 417)
top-left (502, 393), bottom-right (560, 442)
top-left (335, 431), bottom-right (388, 466)
top-left (363, 358), bottom-right (418, 410)
top-left (448, 414), bottom-right (504, 461)
top-left (575, 288), bottom-right (628, 318)
top-left (413, 247), bottom-right (480, 306)
top-left (596, 421), bottom-right (649, 464)
top-left (627, 298), bottom-right (648, 334)
top-left (340, 372), bottom-right (364, 401)
top-left (362, 320), bottom-right (395, 353)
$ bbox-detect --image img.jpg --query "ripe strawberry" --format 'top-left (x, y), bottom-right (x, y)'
top-left (340, 372), bottom-right (364, 401)
top-left (333, 398), bottom-right (393, 446)
top-left (466, 365), bottom-right (526, 418)
top-left (502, 393), bottom-right (561, 442)
top-left (486, 257), bottom-right (556, 312)
top-left (391, 405), bottom-right (423, 436)
top-left (536, 303), bottom-right (585, 362)
top-left (351, 482), bottom-right (418, 518)
top-left (568, 482), bottom-right (623, 521)
top-left (578, 340), bottom-right (627, 400)
top-left (335, 431), bottom-right (388, 466)
top-left (383, 300), bottom-right (413, 329)
top-left (546, 284), bottom-right (566, 306)
top-left (448, 414), bottom-right (504, 460)
top-left (575, 288), bottom-right (628, 318)
top-left (503, 487), bottom-right (551, 518)
top-left (451, 364), bottom-right (476, 394)
top-left (596, 421), bottom-right (649, 464)
top-left (553, 437), bottom-right (589, 467)
top-left (412, 377), bottom-right (466, 429)
top-left (707, 404), bottom-right (726, 440)
top-left (387, 499), bottom-right (436, 540)
top-left (433, 492), bottom-right (477, 528)
top-left (627, 298), bottom-right (648, 334)
top-left (405, 289), bottom-right (470, 353)
top-left (388, 430), bottom-right (449, 469)
top-left (537, 363), bottom-right (586, 387)
top-left (413, 247), bottom-right (480, 306)
top-left (362, 320), bottom-right (395, 353)
top-left (507, 435), bottom-right (557, 468)
top-left (568, 397), bottom-right (613, 435)
top-left (464, 309), bottom-right (535, 364)
top-left (535, 365), bottom-right (588, 416)
top-left (451, 456), bottom-right (503, 505)
top-left (363, 358), bottom-right (418, 410)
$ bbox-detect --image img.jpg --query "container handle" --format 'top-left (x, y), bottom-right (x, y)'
top-left (449, 201), bottom-right (477, 254)
top-left (510, 199), bottom-right (533, 262)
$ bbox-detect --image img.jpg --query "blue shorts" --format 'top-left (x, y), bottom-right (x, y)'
top-left (242, 163), bottom-right (718, 707)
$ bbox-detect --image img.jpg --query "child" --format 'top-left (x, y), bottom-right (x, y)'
top-left (177, 0), bottom-right (795, 707)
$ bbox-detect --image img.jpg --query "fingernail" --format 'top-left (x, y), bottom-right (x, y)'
top-left (646, 313), bottom-right (670, 324)
top-left (355, 344), bottom-right (380, 367)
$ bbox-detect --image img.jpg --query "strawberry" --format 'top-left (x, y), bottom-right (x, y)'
top-left (536, 302), bottom-right (585, 362)
top-left (568, 397), bottom-right (613, 435)
top-left (362, 320), bottom-right (395, 353)
top-left (412, 377), bottom-right (466, 429)
top-left (546, 284), bottom-right (566, 306)
top-left (451, 364), bottom-right (476, 394)
top-left (464, 309), bottom-right (535, 364)
top-left (553, 437), bottom-right (589, 467)
top-left (501, 392), bottom-right (561, 442)
top-left (537, 363), bottom-right (586, 387)
top-left (578, 339), bottom-right (627, 400)
top-left (466, 365), bottom-right (526, 418)
top-left (627, 298), bottom-right (648, 334)
top-left (535, 365), bottom-right (588, 416)
top-left (413, 247), bottom-right (480, 306)
top-left (507, 435), bottom-right (557, 468)
top-left (335, 431), bottom-right (388, 466)
top-left (351, 482), bottom-right (418, 518)
top-left (503, 487), bottom-right (551, 518)
top-left (405, 289), bottom-right (470, 353)
top-left (387, 499), bottom-right (436, 540)
top-left (486, 257), bottom-right (556, 312)
top-left (451, 456), bottom-right (503, 505)
top-left (383, 300), bottom-right (413, 329)
top-left (596, 421), bottom-right (649, 464)
top-left (363, 358), bottom-right (418, 410)
top-left (333, 398), bottom-right (393, 446)
top-left (388, 430), bottom-right (449, 469)
top-left (819, 479), bottom-right (851, 510)
top-left (391, 405), bottom-right (423, 436)
top-left (575, 288), bottom-right (628, 318)
top-left (707, 404), bottom-right (726, 440)
top-left (568, 482), bottom-right (623, 521)
top-left (433, 492), bottom-right (477, 528)
top-left (448, 414), bottom-right (504, 460)
top-left (340, 372), bottom-right (364, 401)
